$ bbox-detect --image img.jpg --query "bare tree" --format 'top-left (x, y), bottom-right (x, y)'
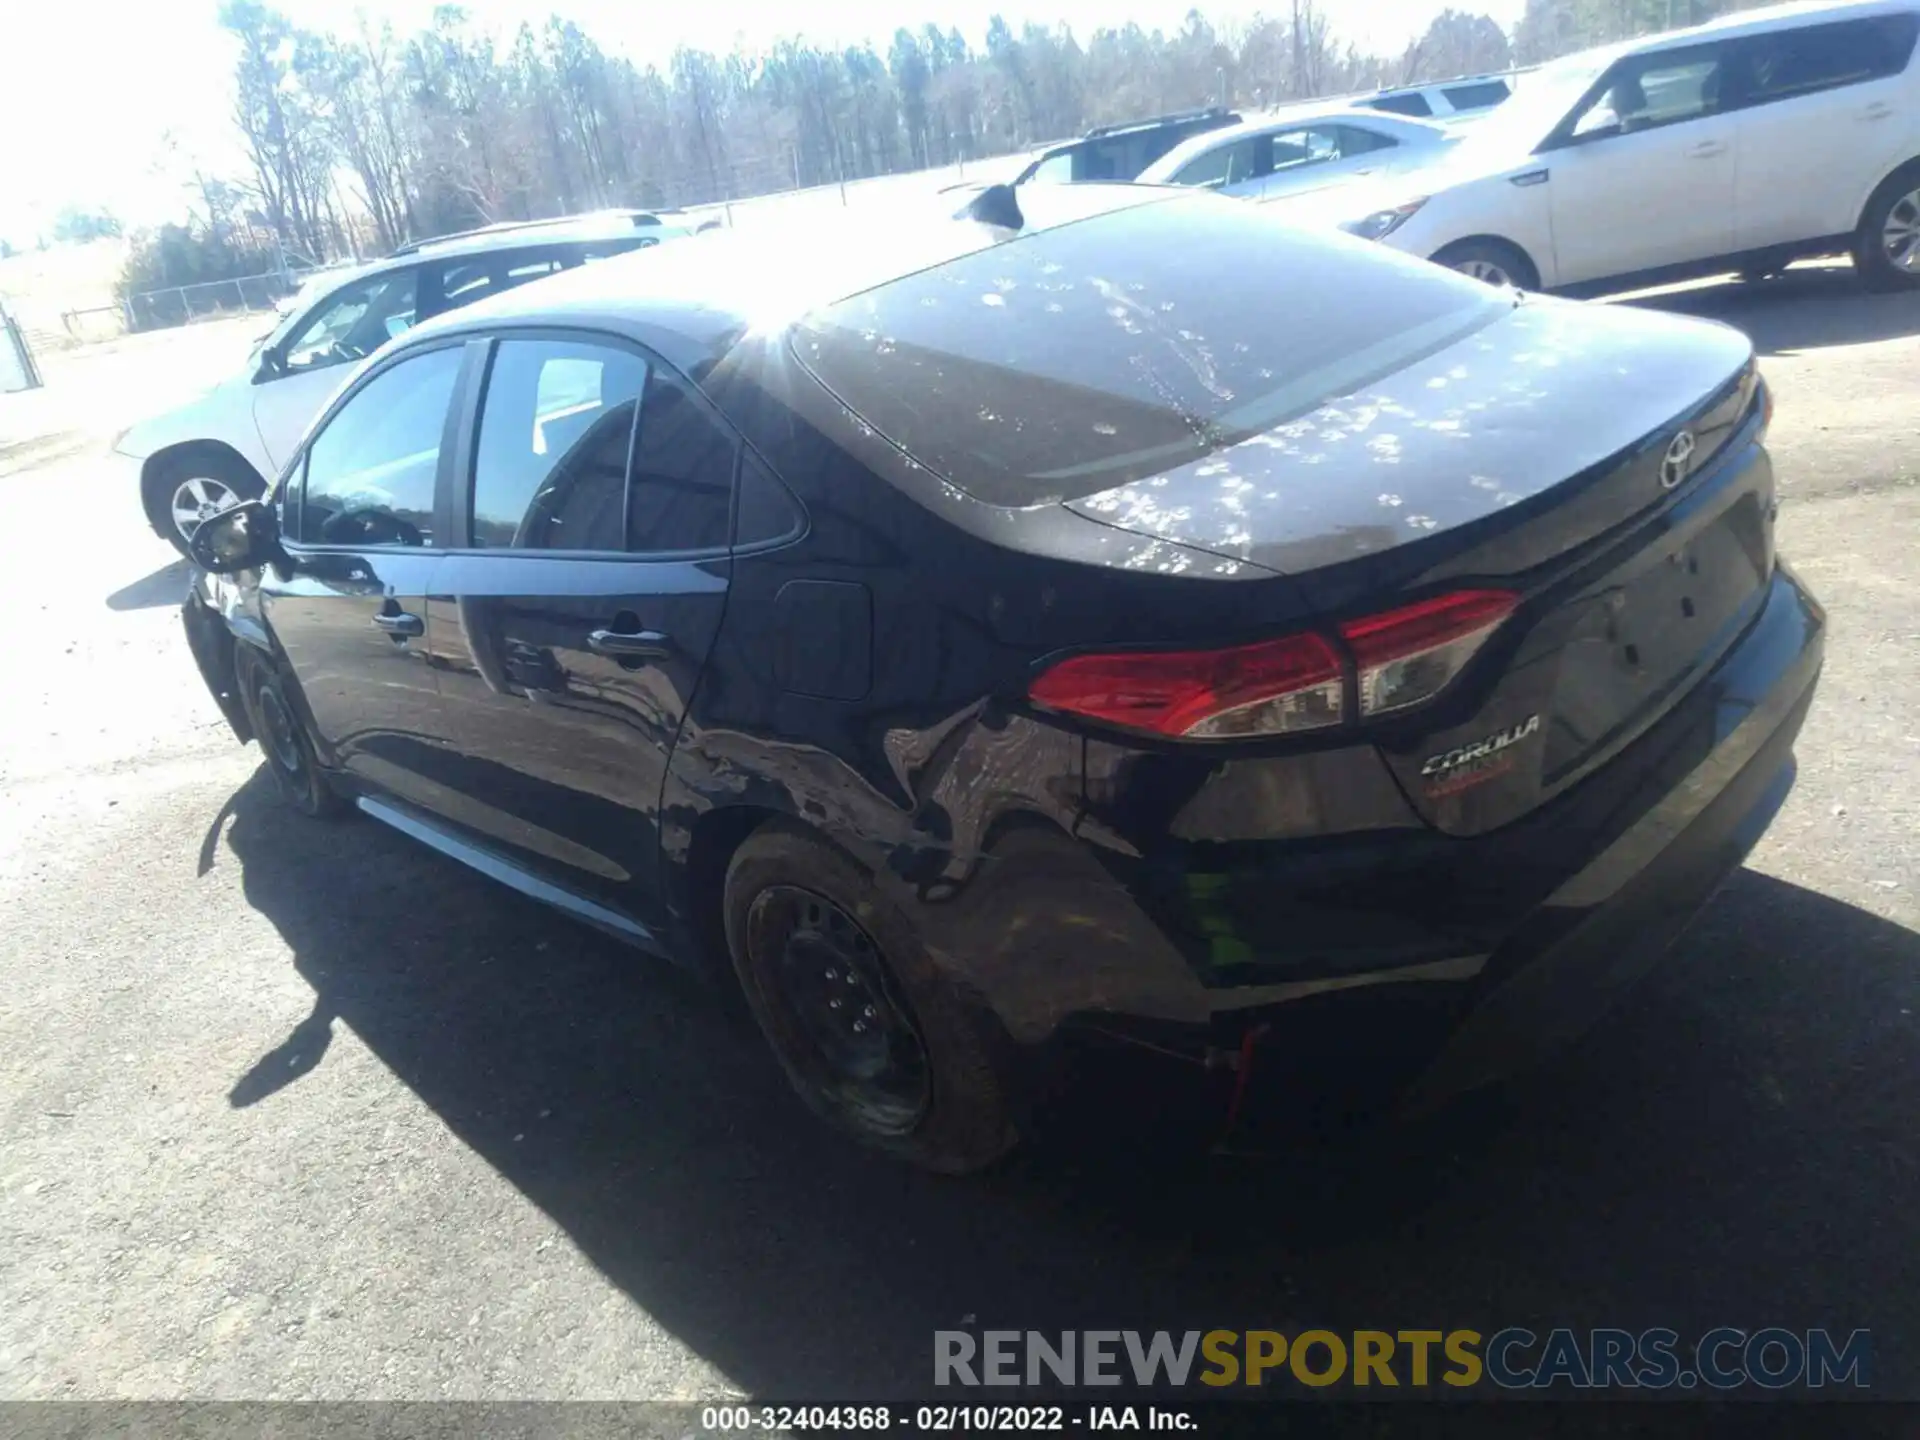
top-left (200, 0), bottom-right (1744, 257)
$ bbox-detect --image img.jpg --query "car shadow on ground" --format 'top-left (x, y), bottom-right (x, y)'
top-left (1617, 263), bottom-right (1920, 357)
top-left (105, 558), bottom-right (190, 612)
top-left (210, 768), bottom-right (1920, 1399)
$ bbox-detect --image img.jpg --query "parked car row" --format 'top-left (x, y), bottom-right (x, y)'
top-left (1115, 0), bottom-right (1920, 301)
top-left (1283, 0), bottom-right (1920, 294)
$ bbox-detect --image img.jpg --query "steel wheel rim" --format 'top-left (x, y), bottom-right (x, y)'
top-left (751, 885), bottom-right (930, 1135)
top-left (1884, 189), bottom-right (1920, 274)
top-left (256, 683), bottom-right (304, 777)
top-left (170, 476), bottom-right (241, 542)
top-left (1455, 258), bottom-right (1512, 286)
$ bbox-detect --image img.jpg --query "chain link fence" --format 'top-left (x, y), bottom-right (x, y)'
top-left (124, 272), bottom-right (298, 334)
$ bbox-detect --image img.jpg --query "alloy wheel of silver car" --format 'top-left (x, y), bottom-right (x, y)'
top-left (1883, 188), bottom-right (1920, 275)
top-left (1454, 258), bottom-right (1514, 286)
top-left (170, 475), bottom-right (243, 546)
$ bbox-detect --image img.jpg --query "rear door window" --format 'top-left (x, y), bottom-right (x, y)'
top-left (298, 345), bottom-right (463, 546)
top-left (1335, 124), bottom-right (1400, 156)
top-left (626, 368), bottom-right (737, 554)
top-left (1442, 80), bottom-right (1511, 110)
top-left (423, 246), bottom-right (600, 318)
top-left (1734, 16), bottom-right (1920, 106)
top-left (1267, 127), bottom-right (1342, 174)
top-left (1172, 137), bottom-right (1265, 187)
top-left (467, 335), bottom-right (736, 554)
top-left (470, 338), bottom-right (649, 550)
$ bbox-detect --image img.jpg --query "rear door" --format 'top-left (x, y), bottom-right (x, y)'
top-left (1543, 43), bottom-right (1738, 284)
top-left (261, 341), bottom-right (467, 810)
top-left (1724, 13), bottom-right (1920, 251)
top-left (425, 331), bottom-right (736, 933)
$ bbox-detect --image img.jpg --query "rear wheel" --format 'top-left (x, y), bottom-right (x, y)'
top-left (1855, 165), bottom-right (1920, 292)
top-left (1432, 238), bottom-right (1539, 291)
top-left (236, 648), bottom-right (346, 820)
top-left (723, 823), bottom-right (1017, 1172)
top-left (145, 451), bottom-right (265, 560)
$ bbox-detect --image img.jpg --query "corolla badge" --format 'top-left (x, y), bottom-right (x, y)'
top-left (1660, 430), bottom-right (1697, 490)
top-left (1420, 713), bottom-right (1542, 797)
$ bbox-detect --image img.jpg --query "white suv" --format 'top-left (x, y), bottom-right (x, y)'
top-left (117, 210), bottom-right (702, 555)
top-left (1295, 0), bottom-right (1920, 295)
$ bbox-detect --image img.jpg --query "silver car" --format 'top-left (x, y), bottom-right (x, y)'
top-left (1136, 107), bottom-right (1461, 203)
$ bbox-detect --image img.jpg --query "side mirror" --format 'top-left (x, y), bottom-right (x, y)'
top-left (189, 500), bottom-right (284, 575)
top-left (254, 346), bottom-right (286, 383)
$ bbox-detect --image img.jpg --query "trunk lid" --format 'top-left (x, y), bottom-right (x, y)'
top-left (1068, 297), bottom-right (1768, 834)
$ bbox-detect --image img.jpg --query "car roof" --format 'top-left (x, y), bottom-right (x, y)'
top-left (398, 184), bottom-right (1180, 366)
top-left (1624, 0), bottom-right (1911, 51)
top-left (389, 209), bottom-right (693, 258)
top-left (307, 212), bottom-right (692, 288)
top-left (1143, 106), bottom-right (1451, 176)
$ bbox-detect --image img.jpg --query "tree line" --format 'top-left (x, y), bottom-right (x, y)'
top-left (128, 0), bottom-right (1767, 290)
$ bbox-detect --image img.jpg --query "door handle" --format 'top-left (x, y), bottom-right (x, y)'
top-left (1686, 141), bottom-right (1728, 159)
top-left (372, 611), bottom-right (424, 638)
top-left (1861, 102), bottom-right (1894, 121)
top-left (588, 627), bottom-right (671, 660)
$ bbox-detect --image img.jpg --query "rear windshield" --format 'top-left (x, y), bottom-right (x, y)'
top-left (1442, 80), bottom-right (1512, 109)
top-left (792, 195), bottom-right (1504, 506)
top-left (1366, 92), bottom-right (1434, 117)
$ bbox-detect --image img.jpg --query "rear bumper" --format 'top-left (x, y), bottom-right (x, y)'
top-left (1010, 560), bottom-right (1823, 1094)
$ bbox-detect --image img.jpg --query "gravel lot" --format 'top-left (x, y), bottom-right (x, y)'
top-left (0, 264), bottom-right (1916, 1401)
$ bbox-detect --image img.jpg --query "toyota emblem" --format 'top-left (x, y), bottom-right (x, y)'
top-left (1660, 430), bottom-right (1697, 490)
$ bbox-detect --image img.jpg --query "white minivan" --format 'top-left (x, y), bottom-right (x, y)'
top-left (1295, 0), bottom-right (1920, 294)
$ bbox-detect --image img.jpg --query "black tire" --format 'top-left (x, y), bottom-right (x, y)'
top-left (1853, 163), bottom-right (1920, 293)
top-left (144, 450), bottom-right (266, 560)
top-left (235, 648), bottom-right (347, 820)
top-left (1432, 238), bottom-right (1540, 291)
top-left (723, 822), bottom-right (1018, 1173)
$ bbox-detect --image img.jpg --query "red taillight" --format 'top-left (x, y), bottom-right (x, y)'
top-left (1339, 589), bottom-right (1518, 717)
top-left (1028, 588), bottom-right (1518, 740)
top-left (1028, 632), bottom-right (1344, 739)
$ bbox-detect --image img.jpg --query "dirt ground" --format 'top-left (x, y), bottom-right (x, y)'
top-left (0, 262), bottom-right (1915, 1401)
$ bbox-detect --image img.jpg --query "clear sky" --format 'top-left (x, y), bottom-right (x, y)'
top-left (0, 0), bottom-right (1527, 247)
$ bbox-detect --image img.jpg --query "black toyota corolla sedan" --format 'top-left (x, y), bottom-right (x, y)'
top-left (184, 182), bottom-right (1823, 1171)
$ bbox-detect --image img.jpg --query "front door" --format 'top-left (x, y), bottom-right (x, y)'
top-left (1546, 44), bottom-right (1738, 286)
top-left (425, 334), bottom-right (736, 935)
top-left (260, 342), bottom-right (465, 812)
